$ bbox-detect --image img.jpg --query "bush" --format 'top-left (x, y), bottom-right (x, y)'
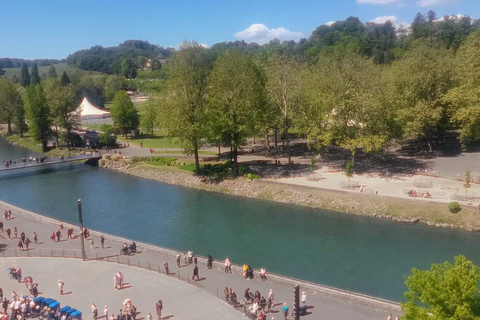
top-left (448, 202), bottom-right (461, 213)
top-left (247, 173), bottom-right (259, 181)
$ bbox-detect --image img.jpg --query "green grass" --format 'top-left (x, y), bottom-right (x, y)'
top-left (3, 63), bottom-right (88, 80)
top-left (82, 124), bottom-right (103, 131)
top-left (155, 150), bottom-right (217, 156)
top-left (2, 133), bottom-right (84, 157)
top-left (129, 133), bottom-right (182, 149)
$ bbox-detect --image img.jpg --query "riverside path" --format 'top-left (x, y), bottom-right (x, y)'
top-left (0, 201), bottom-right (400, 320)
top-left (0, 154), bottom-right (102, 172)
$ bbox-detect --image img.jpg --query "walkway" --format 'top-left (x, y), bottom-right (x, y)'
top-left (0, 154), bottom-right (101, 172)
top-left (0, 201), bottom-right (398, 320)
top-left (0, 257), bottom-right (242, 320)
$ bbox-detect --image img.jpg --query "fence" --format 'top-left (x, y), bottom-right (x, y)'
top-left (0, 248), bottom-right (203, 289)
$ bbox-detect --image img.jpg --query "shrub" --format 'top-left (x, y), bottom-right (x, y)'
top-left (448, 202), bottom-right (461, 213)
top-left (247, 173), bottom-right (259, 181)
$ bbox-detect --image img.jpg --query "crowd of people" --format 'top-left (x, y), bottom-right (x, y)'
top-left (1, 156), bottom-right (48, 169)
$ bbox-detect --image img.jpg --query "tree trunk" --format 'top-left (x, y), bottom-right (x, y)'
top-left (427, 137), bottom-right (432, 153)
top-left (265, 133), bottom-right (270, 153)
top-left (218, 144), bottom-right (221, 156)
top-left (55, 125), bottom-right (59, 149)
top-left (233, 146), bottom-right (238, 175)
top-left (274, 126), bottom-right (278, 150)
top-left (7, 121), bottom-right (12, 134)
top-left (230, 146), bottom-right (233, 161)
top-left (285, 116), bottom-right (291, 164)
top-left (193, 138), bottom-right (200, 174)
top-left (253, 135), bottom-right (256, 144)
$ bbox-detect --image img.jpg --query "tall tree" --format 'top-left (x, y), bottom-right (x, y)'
top-left (24, 85), bottom-right (51, 150)
top-left (30, 63), bottom-right (41, 85)
top-left (121, 58), bottom-right (137, 79)
top-left (48, 65), bottom-right (58, 78)
top-left (60, 71), bottom-right (70, 86)
top-left (207, 50), bottom-right (265, 167)
top-left (110, 91), bottom-right (140, 137)
top-left (44, 78), bottom-right (78, 147)
top-left (164, 41), bottom-right (211, 173)
top-left (387, 42), bottom-right (456, 152)
top-left (445, 31), bottom-right (480, 145)
top-left (20, 63), bottom-right (30, 87)
top-left (402, 255), bottom-right (480, 320)
top-left (0, 79), bottom-right (23, 133)
top-left (264, 54), bottom-right (304, 164)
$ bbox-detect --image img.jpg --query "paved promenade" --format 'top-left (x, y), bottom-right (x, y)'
top-left (0, 201), bottom-right (400, 320)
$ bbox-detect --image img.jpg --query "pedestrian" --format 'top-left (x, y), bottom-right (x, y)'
top-left (394, 315), bottom-right (400, 320)
top-left (2, 298), bottom-right (8, 315)
top-left (146, 313), bottom-right (152, 320)
top-left (101, 236), bottom-right (105, 249)
top-left (155, 300), bottom-right (162, 320)
top-left (92, 303), bottom-right (98, 320)
top-left (109, 314), bottom-right (115, 320)
top-left (33, 232), bottom-right (38, 244)
top-left (58, 220), bottom-right (63, 229)
top-left (13, 227), bottom-right (17, 239)
top-left (6, 229), bottom-right (10, 239)
top-left (117, 310), bottom-right (123, 320)
top-left (20, 232), bottom-right (25, 242)
top-left (207, 254), bottom-right (213, 269)
top-left (24, 238), bottom-right (30, 250)
top-left (0, 220), bottom-right (3, 232)
top-left (7, 211), bottom-right (11, 220)
top-left (50, 231), bottom-right (55, 242)
top-left (17, 240), bottom-right (23, 251)
top-left (56, 230), bottom-right (61, 242)
top-left (176, 253), bottom-right (181, 267)
top-left (104, 305), bottom-right (109, 320)
top-left (3, 211), bottom-right (7, 221)
top-left (387, 314), bottom-right (392, 320)
top-left (193, 256), bottom-right (197, 265)
top-left (301, 291), bottom-right (306, 305)
top-left (58, 280), bottom-right (64, 295)
top-left (225, 257), bottom-right (232, 274)
top-left (91, 238), bottom-right (95, 249)
top-left (282, 303), bottom-right (288, 320)
top-left (269, 289), bottom-right (275, 306)
top-left (193, 265), bottom-right (199, 281)
top-left (0, 287), bottom-right (3, 302)
top-left (163, 261), bottom-right (169, 275)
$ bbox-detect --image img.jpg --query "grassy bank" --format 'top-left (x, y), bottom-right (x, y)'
top-left (1, 133), bottom-right (85, 157)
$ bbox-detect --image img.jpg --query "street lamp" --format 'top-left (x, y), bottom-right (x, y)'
top-left (77, 199), bottom-right (86, 261)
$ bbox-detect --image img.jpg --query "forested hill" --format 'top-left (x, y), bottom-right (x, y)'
top-left (65, 40), bottom-right (175, 74)
top-left (61, 11), bottom-right (479, 74)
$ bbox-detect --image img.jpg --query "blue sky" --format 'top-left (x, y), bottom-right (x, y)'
top-left (0, 0), bottom-right (478, 60)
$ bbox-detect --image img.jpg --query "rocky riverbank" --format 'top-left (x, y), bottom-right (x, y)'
top-left (100, 158), bottom-right (480, 232)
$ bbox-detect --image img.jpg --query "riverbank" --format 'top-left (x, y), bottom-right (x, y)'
top-left (1, 132), bottom-right (84, 157)
top-left (100, 158), bottom-right (480, 232)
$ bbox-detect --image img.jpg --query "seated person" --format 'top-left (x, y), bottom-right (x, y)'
top-left (224, 287), bottom-right (230, 302)
top-left (259, 268), bottom-right (267, 280)
top-left (130, 242), bottom-right (137, 253)
top-left (229, 288), bottom-right (237, 303)
top-left (423, 191), bottom-right (431, 198)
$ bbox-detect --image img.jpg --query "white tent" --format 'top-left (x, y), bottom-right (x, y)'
top-left (76, 97), bottom-right (110, 119)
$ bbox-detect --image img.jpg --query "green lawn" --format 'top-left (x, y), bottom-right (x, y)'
top-left (3, 63), bottom-right (89, 80)
top-left (155, 150), bottom-right (217, 156)
top-left (128, 133), bottom-right (182, 149)
top-left (82, 124), bottom-right (104, 131)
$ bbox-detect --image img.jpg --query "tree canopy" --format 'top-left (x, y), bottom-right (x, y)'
top-left (110, 91), bottom-right (140, 136)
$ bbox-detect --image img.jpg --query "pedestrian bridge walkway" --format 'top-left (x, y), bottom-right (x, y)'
top-left (0, 154), bottom-right (102, 172)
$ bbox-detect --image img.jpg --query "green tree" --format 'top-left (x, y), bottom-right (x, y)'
top-left (464, 169), bottom-right (472, 196)
top-left (387, 42), bottom-right (456, 152)
top-left (345, 161), bottom-right (354, 186)
top-left (264, 54), bottom-right (304, 164)
top-left (24, 85), bottom-right (52, 151)
top-left (48, 65), bottom-right (58, 78)
top-left (43, 78), bottom-right (78, 147)
top-left (207, 50), bottom-right (265, 168)
top-left (0, 79), bottom-right (23, 133)
top-left (402, 255), bottom-right (480, 320)
top-left (12, 74), bottom-right (19, 84)
top-left (110, 91), bottom-right (140, 136)
top-left (444, 31), bottom-right (480, 145)
top-left (104, 75), bottom-right (127, 102)
top-left (99, 124), bottom-right (117, 147)
top-left (140, 101), bottom-right (159, 136)
top-left (20, 63), bottom-right (30, 87)
top-left (164, 41), bottom-right (211, 173)
top-left (121, 58), bottom-right (137, 79)
top-left (60, 71), bottom-right (70, 86)
top-left (30, 63), bottom-right (40, 85)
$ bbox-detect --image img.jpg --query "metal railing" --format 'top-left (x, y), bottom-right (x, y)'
top-left (1, 248), bottom-right (203, 289)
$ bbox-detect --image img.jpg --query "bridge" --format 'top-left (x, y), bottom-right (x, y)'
top-left (0, 154), bottom-right (102, 172)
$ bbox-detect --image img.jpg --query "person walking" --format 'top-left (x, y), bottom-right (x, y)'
top-left (155, 300), bottom-right (162, 320)
top-left (33, 232), bottom-right (38, 244)
top-left (6, 228), bottom-right (10, 239)
top-left (50, 231), bottom-right (55, 242)
top-left (90, 238), bottom-right (95, 249)
top-left (56, 230), bottom-right (61, 242)
top-left (0, 220), bottom-right (3, 232)
top-left (109, 314), bottom-right (115, 320)
top-left (100, 236), bottom-right (105, 249)
top-left (193, 265), bottom-right (199, 281)
top-left (386, 314), bottom-right (392, 320)
top-left (13, 227), bottom-right (17, 239)
top-left (104, 305), bottom-right (109, 320)
top-left (176, 253), bottom-right (181, 267)
top-left (24, 238), bottom-right (30, 250)
top-left (58, 280), bottom-right (64, 295)
top-left (282, 303), bottom-right (288, 320)
top-left (92, 303), bottom-right (98, 320)
top-left (224, 257), bottom-right (232, 274)
top-left (207, 255), bottom-right (213, 269)
top-left (147, 313), bottom-right (152, 320)
top-left (17, 240), bottom-right (23, 251)
top-left (0, 287), bottom-right (3, 302)
top-left (2, 298), bottom-right (8, 315)
top-left (163, 261), bottom-right (169, 275)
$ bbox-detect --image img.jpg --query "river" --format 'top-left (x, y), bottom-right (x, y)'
top-left (1, 137), bottom-right (480, 302)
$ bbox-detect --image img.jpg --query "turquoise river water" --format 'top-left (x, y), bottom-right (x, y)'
top-left (1, 137), bottom-right (480, 302)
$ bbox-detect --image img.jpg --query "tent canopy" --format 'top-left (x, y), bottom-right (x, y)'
top-left (76, 97), bottom-right (110, 118)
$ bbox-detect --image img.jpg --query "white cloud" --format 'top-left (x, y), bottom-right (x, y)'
top-left (417, 0), bottom-right (456, 7)
top-left (234, 24), bottom-right (303, 44)
top-left (357, 0), bottom-right (401, 4)
top-left (325, 21), bottom-right (336, 26)
top-left (370, 15), bottom-right (409, 28)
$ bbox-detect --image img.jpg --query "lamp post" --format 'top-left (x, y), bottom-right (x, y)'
top-left (77, 199), bottom-right (86, 261)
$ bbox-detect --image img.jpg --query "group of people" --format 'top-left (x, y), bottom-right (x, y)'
top-left (1, 291), bottom-right (41, 320)
top-left (386, 314), bottom-right (400, 320)
top-left (2, 222), bottom-right (36, 251)
top-left (223, 287), bottom-right (281, 319)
